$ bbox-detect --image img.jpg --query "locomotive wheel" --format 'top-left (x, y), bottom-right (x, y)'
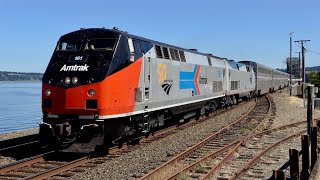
top-left (232, 96), bottom-right (237, 105)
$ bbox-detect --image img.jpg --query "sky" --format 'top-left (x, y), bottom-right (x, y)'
top-left (0, 0), bottom-right (319, 73)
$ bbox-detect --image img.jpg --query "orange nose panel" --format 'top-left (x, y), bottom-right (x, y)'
top-left (66, 88), bottom-right (86, 109)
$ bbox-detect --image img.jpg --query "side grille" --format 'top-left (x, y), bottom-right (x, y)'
top-left (212, 81), bottom-right (223, 93)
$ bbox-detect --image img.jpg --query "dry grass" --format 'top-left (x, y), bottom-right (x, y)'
top-left (151, 161), bottom-right (186, 180)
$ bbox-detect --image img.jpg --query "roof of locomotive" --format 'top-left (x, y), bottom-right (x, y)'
top-left (61, 28), bottom-right (227, 60)
top-left (240, 60), bottom-right (289, 75)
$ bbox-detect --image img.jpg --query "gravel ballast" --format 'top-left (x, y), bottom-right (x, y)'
top-left (72, 101), bottom-right (255, 179)
top-left (72, 91), bottom-right (319, 180)
top-left (1, 91), bottom-right (317, 179)
top-left (271, 91), bottom-right (320, 128)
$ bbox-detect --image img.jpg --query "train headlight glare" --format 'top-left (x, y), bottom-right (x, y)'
top-left (65, 77), bottom-right (71, 84)
top-left (72, 77), bottom-right (78, 84)
top-left (88, 89), bottom-right (96, 97)
top-left (45, 89), bottom-right (51, 96)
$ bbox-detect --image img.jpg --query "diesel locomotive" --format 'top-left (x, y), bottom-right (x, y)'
top-left (40, 28), bottom-right (288, 153)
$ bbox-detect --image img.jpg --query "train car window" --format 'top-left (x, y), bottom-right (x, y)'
top-left (128, 38), bottom-right (134, 53)
top-left (162, 47), bottom-right (170, 60)
top-left (133, 40), bottom-right (142, 54)
top-left (85, 38), bottom-right (117, 51)
top-left (169, 48), bottom-right (175, 60)
top-left (140, 41), bottom-right (152, 54)
top-left (155, 45), bottom-right (163, 58)
top-left (57, 41), bottom-right (82, 51)
top-left (173, 49), bottom-right (180, 61)
top-left (207, 56), bottom-right (212, 66)
top-left (179, 51), bottom-right (186, 62)
top-left (169, 48), bottom-right (180, 61)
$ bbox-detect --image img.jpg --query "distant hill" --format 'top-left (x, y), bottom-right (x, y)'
top-left (0, 71), bottom-right (43, 81)
top-left (276, 66), bottom-right (320, 73)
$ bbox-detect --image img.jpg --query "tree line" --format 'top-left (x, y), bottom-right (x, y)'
top-left (0, 71), bottom-right (43, 81)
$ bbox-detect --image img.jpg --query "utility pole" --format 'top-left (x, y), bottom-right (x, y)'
top-left (289, 32), bottom-right (294, 96)
top-left (295, 52), bottom-right (301, 85)
top-left (295, 40), bottom-right (310, 108)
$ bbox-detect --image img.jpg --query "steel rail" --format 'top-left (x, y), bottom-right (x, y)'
top-left (139, 97), bottom-right (257, 180)
top-left (25, 157), bottom-right (91, 180)
top-left (166, 138), bottom-right (242, 180)
top-left (230, 130), bottom-right (306, 179)
top-left (166, 123), bottom-right (306, 179)
top-left (200, 95), bottom-right (271, 179)
top-left (0, 134), bottom-right (38, 150)
top-left (0, 141), bottom-right (39, 153)
top-left (255, 121), bottom-right (306, 136)
top-left (0, 151), bottom-right (54, 174)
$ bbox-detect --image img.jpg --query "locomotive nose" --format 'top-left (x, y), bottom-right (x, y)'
top-left (65, 87), bottom-right (98, 110)
top-left (42, 83), bottom-right (99, 115)
top-left (65, 87), bottom-right (86, 109)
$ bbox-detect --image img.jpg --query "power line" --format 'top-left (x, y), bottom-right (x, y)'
top-left (305, 49), bottom-right (320, 55)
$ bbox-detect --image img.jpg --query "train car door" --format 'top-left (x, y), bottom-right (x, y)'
top-left (223, 59), bottom-right (229, 95)
top-left (129, 38), bottom-right (152, 104)
top-left (144, 55), bottom-right (151, 102)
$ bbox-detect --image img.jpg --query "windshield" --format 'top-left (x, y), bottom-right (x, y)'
top-left (57, 41), bottom-right (82, 51)
top-left (85, 38), bottom-right (117, 51)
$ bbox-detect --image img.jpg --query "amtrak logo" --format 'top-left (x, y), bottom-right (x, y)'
top-left (161, 83), bottom-right (172, 95)
top-left (60, 64), bottom-right (89, 71)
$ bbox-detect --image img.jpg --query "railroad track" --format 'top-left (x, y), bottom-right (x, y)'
top-left (138, 96), bottom-right (260, 179)
top-left (0, 134), bottom-right (41, 159)
top-left (165, 128), bottom-right (305, 180)
top-left (139, 95), bottom-right (308, 180)
top-left (0, 95), bottom-right (256, 179)
top-left (230, 126), bottom-right (305, 179)
top-left (139, 95), bottom-right (276, 179)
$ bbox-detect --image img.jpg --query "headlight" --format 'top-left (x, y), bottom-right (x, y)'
top-left (65, 77), bottom-right (71, 84)
top-left (72, 77), bottom-right (78, 84)
top-left (45, 89), bottom-right (51, 96)
top-left (87, 89), bottom-right (96, 97)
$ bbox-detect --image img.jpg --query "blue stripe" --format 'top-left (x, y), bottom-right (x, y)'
top-left (180, 72), bottom-right (194, 80)
top-left (179, 65), bottom-right (198, 95)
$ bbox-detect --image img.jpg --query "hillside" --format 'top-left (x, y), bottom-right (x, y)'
top-left (0, 71), bottom-right (43, 81)
top-left (276, 66), bottom-right (320, 73)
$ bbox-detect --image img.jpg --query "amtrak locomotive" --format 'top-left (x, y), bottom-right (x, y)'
top-left (40, 28), bottom-right (288, 153)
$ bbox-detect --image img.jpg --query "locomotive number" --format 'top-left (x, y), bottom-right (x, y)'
top-left (68, 54), bottom-right (88, 62)
top-left (75, 56), bottom-right (83, 61)
top-left (158, 64), bottom-right (167, 83)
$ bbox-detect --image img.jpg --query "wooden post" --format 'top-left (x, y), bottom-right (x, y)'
top-left (301, 134), bottom-right (310, 179)
top-left (307, 85), bottom-right (314, 137)
top-left (289, 149), bottom-right (300, 180)
top-left (311, 126), bottom-right (318, 170)
top-left (273, 170), bottom-right (286, 180)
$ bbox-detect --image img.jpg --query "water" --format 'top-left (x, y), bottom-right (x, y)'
top-left (0, 81), bottom-right (42, 134)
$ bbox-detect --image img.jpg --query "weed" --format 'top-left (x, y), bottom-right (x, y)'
top-left (195, 165), bottom-right (206, 173)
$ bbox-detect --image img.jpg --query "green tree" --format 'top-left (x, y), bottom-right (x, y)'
top-left (308, 71), bottom-right (320, 85)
